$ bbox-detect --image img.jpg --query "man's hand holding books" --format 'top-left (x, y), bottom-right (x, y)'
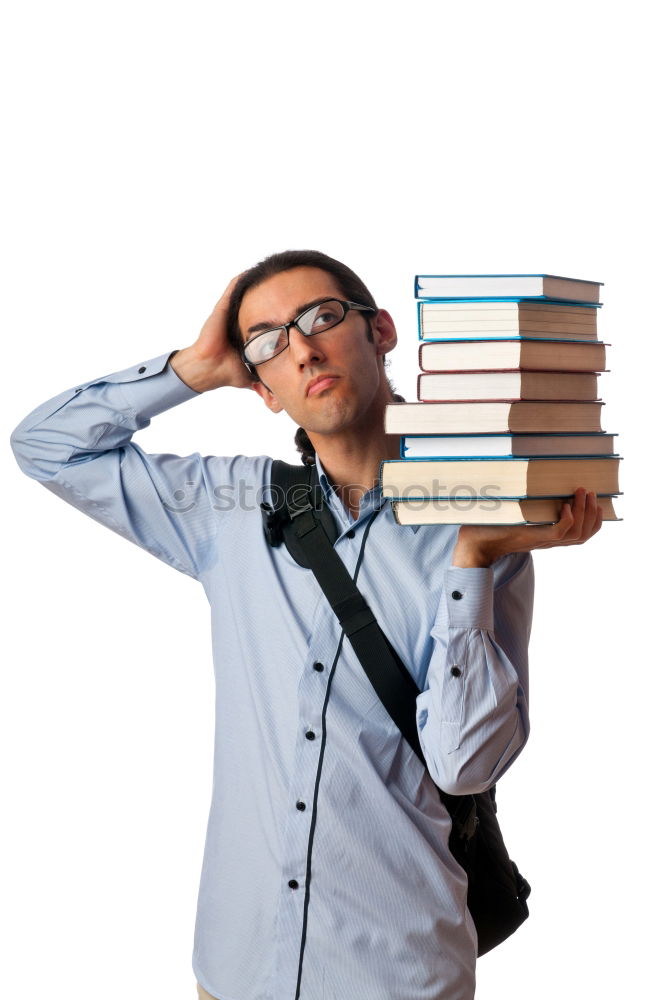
top-left (452, 487), bottom-right (603, 567)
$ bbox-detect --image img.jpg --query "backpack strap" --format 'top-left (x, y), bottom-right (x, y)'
top-left (261, 460), bottom-right (339, 568)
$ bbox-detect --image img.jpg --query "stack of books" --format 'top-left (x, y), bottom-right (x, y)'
top-left (381, 273), bottom-right (621, 525)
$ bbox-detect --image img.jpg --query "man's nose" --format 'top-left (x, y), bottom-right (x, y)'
top-left (288, 326), bottom-right (327, 366)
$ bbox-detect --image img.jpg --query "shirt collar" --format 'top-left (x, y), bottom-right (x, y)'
top-left (315, 453), bottom-right (382, 510)
top-left (314, 453), bottom-right (419, 532)
top-left (314, 453), bottom-right (336, 507)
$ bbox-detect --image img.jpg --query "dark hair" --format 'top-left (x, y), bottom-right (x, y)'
top-left (226, 250), bottom-right (378, 362)
top-left (226, 250), bottom-right (403, 465)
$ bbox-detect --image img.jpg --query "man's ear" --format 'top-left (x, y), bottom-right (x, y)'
top-left (251, 378), bottom-right (284, 414)
top-left (372, 308), bottom-right (398, 357)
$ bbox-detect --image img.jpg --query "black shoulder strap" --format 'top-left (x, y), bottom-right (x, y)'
top-left (263, 459), bottom-right (476, 838)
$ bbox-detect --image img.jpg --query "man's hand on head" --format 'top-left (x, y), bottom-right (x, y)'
top-left (170, 274), bottom-right (258, 393)
top-left (452, 488), bottom-right (604, 568)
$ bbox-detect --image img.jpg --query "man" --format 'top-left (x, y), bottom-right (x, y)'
top-left (11, 250), bottom-right (602, 1000)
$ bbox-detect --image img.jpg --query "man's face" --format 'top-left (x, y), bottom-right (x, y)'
top-left (238, 266), bottom-right (396, 438)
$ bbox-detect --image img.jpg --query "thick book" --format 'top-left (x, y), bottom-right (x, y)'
top-left (391, 495), bottom-right (619, 526)
top-left (379, 457), bottom-right (621, 500)
top-left (385, 401), bottom-right (604, 435)
top-left (400, 433), bottom-right (617, 459)
top-left (419, 339), bottom-right (607, 373)
top-left (415, 274), bottom-right (603, 303)
top-left (417, 371), bottom-right (600, 402)
top-left (418, 301), bottom-right (599, 341)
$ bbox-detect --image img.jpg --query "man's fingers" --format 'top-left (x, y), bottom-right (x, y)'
top-left (210, 272), bottom-right (246, 318)
top-left (580, 490), bottom-right (598, 538)
top-left (555, 500), bottom-right (575, 536)
top-left (573, 490), bottom-right (603, 544)
top-left (563, 488), bottom-right (590, 542)
top-left (492, 505), bottom-right (575, 553)
top-left (522, 491), bottom-right (595, 551)
top-left (580, 493), bottom-right (603, 542)
top-left (537, 490), bottom-right (604, 548)
top-left (454, 486), bottom-right (605, 562)
top-left (537, 499), bottom-right (576, 546)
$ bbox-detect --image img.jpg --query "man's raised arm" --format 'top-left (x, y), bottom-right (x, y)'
top-left (10, 276), bottom-right (263, 581)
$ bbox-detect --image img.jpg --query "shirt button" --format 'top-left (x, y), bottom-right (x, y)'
top-left (296, 800), bottom-right (306, 811)
top-left (347, 530), bottom-right (355, 539)
top-left (138, 366), bottom-right (146, 374)
top-left (451, 590), bottom-right (463, 600)
top-left (451, 666), bottom-right (462, 677)
top-left (313, 662), bottom-right (324, 672)
top-left (288, 879), bottom-right (299, 890)
top-left (305, 730), bottom-right (316, 741)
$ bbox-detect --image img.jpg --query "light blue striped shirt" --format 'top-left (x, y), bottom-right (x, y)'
top-left (11, 351), bottom-right (533, 1000)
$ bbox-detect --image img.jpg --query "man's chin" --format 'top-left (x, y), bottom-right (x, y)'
top-left (302, 408), bottom-right (368, 442)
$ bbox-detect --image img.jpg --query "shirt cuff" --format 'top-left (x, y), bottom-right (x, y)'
top-left (433, 566), bottom-right (495, 632)
top-left (96, 350), bottom-right (201, 418)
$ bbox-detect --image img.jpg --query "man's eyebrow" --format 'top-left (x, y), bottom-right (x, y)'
top-left (245, 297), bottom-right (336, 336)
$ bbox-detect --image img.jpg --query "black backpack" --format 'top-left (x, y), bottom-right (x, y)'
top-left (261, 459), bottom-right (530, 956)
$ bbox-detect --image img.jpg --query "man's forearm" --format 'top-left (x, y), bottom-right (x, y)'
top-left (452, 538), bottom-right (495, 568)
top-left (169, 346), bottom-right (219, 394)
top-left (10, 351), bottom-right (198, 482)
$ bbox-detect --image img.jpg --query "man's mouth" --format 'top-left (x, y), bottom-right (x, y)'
top-left (306, 375), bottom-right (339, 396)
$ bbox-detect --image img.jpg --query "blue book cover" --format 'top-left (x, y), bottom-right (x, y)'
top-left (414, 273), bottom-right (603, 303)
top-left (399, 432), bottom-right (617, 460)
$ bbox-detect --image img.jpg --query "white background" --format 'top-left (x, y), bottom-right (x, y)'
top-left (1, 1), bottom-right (662, 997)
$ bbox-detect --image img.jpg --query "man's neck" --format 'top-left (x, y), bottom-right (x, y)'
top-left (312, 428), bottom-right (401, 521)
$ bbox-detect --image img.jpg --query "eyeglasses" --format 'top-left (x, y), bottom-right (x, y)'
top-left (242, 298), bottom-right (376, 370)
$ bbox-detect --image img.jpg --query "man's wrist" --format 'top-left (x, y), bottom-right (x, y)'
top-left (169, 347), bottom-right (218, 394)
top-left (451, 540), bottom-right (497, 569)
